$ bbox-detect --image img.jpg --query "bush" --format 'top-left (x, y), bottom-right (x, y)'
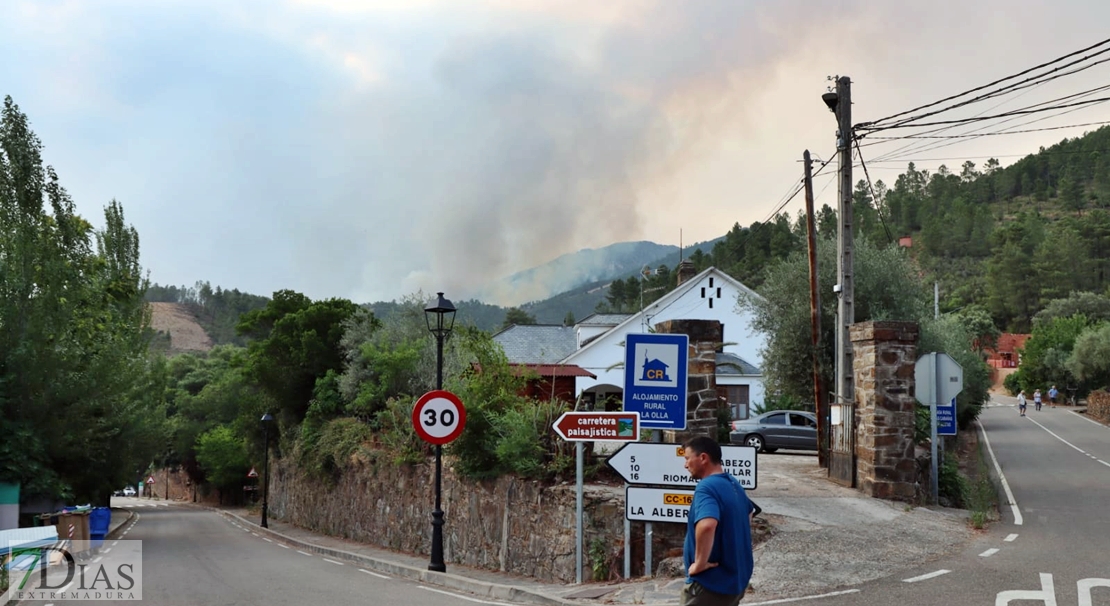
top-left (374, 397), bottom-right (427, 465)
top-left (1003, 371), bottom-right (1022, 396)
top-left (299, 417), bottom-right (374, 480)
top-left (937, 454), bottom-right (968, 507)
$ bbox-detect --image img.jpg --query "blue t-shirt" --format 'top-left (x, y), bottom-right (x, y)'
top-left (683, 473), bottom-right (754, 595)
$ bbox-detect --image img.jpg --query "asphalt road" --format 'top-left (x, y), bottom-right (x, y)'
top-left (774, 399), bottom-right (1110, 606)
top-left (13, 500), bottom-right (515, 606)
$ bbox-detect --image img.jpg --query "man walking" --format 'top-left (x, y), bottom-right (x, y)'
top-left (1049, 385), bottom-right (1059, 408)
top-left (681, 436), bottom-right (756, 605)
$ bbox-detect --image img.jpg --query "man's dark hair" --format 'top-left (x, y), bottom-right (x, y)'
top-left (683, 436), bottom-right (722, 464)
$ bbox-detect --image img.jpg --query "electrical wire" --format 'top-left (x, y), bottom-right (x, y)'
top-left (853, 139), bottom-right (895, 244)
top-left (858, 37), bottom-right (1110, 130)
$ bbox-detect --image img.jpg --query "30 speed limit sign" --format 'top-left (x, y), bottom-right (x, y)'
top-left (412, 390), bottom-right (467, 445)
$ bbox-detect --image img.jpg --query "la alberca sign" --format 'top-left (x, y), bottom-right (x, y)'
top-left (2, 540), bottom-right (144, 602)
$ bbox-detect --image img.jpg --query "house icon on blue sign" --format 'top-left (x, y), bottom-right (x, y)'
top-left (640, 352), bottom-right (670, 382)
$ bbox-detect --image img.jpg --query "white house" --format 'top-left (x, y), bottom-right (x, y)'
top-left (560, 263), bottom-right (767, 419)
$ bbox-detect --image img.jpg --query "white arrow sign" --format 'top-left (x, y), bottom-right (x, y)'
top-left (606, 443), bottom-right (758, 489)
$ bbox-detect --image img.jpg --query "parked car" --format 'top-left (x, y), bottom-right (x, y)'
top-left (730, 410), bottom-right (818, 453)
top-left (122, 486), bottom-right (136, 497)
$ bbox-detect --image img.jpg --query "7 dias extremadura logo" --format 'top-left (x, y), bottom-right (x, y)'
top-left (2, 540), bottom-right (143, 602)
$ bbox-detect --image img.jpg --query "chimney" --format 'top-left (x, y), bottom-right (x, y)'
top-left (676, 259), bottom-right (697, 286)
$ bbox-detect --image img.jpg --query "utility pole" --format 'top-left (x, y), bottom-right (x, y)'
top-left (835, 76), bottom-right (854, 427)
top-left (803, 150), bottom-right (826, 469)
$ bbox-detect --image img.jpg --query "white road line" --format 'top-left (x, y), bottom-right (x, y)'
top-left (279, 544), bottom-right (290, 549)
top-left (359, 568), bottom-right (390, 579)
top-left (60, 582), bottom-right (73, 593)
top-left (262, 538), bottom-right (273, 543)
top-left (92, 556), bottom-right (102, 564)
top-left (978, 422), bottom-right (1023, 525)
top-left (111, 541), bottom-right (119, 547)
top-left (251, 532), bottom-right (259, 537)
top-left (980, 548), bottom-right (1000, 557)
top-left (417, 586), bottom-right (512, 605)
top-left (243, 528), bottom-right (250, 532)
top-left (296, 550), bottom-right (313, 557)
top-left (1005, 533), bottom-right (1018, 542)
top-left (745, 589), bottom-right (861, 605)
top-left (103, 548), bottom-right (112, 554)
top-left (323, 558), bottom-right (344, 566)
top-left (1071, 410), bottom-right (1108, 427)
top-left (903, 569), bottom-right (951, 583)
top-left (1027, 417), bottom-right (1110, 468)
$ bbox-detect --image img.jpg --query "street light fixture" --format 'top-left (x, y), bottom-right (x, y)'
top-left (423, 292), bottom-right (456, 573)
top-left (260, 412), bottom-right (274, 529)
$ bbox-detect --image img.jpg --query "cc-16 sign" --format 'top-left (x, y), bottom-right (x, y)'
top-left (607, 443), bottom-right (758, 489)
top-left (626, 486), bottom-right (695, 523)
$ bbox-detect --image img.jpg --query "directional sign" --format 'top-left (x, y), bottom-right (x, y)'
top-left (606, 443), bottom-right (758, 489)
top-left (915, 352), bottom-right (964, 407)
top-left (937, 397), bottom-right (957, 436)
top-left (247, 467), bottom-right (259, 478)
top-left (553, 412), bottom-right (639, 442)
top-left (412, 390), bottom-right (467, 445)
top-left (626, 486), bottom-right (694, 523)
top-left (624, 333), bottom-right (689, 430)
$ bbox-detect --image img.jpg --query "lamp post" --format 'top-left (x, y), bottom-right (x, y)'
top-left (260, 413), bottom-right (274, 528)
top-left (424, 292), bottom-right (456, 573)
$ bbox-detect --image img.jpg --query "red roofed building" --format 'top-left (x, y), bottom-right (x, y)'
top-left (985, 333), bottom-right (1031, 368)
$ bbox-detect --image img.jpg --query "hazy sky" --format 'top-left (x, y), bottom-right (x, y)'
top-left (3, 0), bottom-right (1110, 305)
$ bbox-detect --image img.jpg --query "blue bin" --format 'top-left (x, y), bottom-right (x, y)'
top-left (89, 507), bottom-right (111, 548)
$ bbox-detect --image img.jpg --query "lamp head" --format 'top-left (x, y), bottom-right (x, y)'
top-left (822, 91), bottom-right (839, 112)
top-left (261, 413), bottom-right (273, 423)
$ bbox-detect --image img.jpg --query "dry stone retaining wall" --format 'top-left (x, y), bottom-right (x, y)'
top-left (1088, 390), bottom-right (1110, 424)
top-left (267, 453), bottom-right (683, 583)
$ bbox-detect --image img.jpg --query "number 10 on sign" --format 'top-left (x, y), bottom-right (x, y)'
top-left (412, 390), bottom-right (467, 445)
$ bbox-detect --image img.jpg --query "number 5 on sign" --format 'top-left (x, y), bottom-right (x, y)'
top-left (412, 390), bottom-right (467, 445)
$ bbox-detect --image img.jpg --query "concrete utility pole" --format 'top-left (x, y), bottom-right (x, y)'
top-left (834, 76), bottom-right (854, 421)
top-left (803, 150), bottom-right (826, 469)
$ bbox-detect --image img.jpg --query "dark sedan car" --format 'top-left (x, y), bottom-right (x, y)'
top-left (729, 410), bottom-right (817, 453)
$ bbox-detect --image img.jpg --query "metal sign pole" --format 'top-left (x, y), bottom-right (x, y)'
top-left (644, 429), bottom-right (663, 577)
top-left (623, 493), bottom-right (631, 579)
top-left (576, 441), bottom-right (584, 584)
top-left (930, 353), bottom-right (940, 504)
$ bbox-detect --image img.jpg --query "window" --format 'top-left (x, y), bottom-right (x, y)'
top-left (764, 413), bottom-right (786, 425)
top-left (790, 414), bottom-right (816, 428)
top-left (717, 384), bottom-right (750, 420)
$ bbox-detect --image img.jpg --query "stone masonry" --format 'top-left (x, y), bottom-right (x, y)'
top-left (655, 319), bottom-right (724, 444)
top-left (851, 320), bottom-right (919, 501)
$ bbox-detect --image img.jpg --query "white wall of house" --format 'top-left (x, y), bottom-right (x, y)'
top-left (562, 267), bottom-right (767, 410)
top-left (576, 324), bottom-right (618, 348)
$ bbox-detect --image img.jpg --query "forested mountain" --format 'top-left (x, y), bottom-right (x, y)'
top-left (146, 282), bottom-right (271, 346)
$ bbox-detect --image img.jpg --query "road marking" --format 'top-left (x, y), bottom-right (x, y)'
top-left (1027, 417), bottom-right (1110, 468)
top-left (243, 528), bottom-right (250, 532)
top-left (903, 569), bottom-right (951, 583)
top-left (278, 544), bottom-right (290, 549)
top-left (251, 532), bottom-right (259, 537)
top-left (262, 538), bottom-right (273, 543)
top-left (1005, 534), bottom-right (1018, 542)
top-left (323, 558), bottom-right (344, 566)
top-left (92, 556), bottom-right (102, 564)
top-left (1071, 410), bottom-right (1109, 428)
top-left (417, 586), bottom-right (513, 605)
top-left (979, 421), bottom-right (1023, 525)
top-left (359, 568), bottom-right (390, 579)
top-left (744, 589), bottom-right (861, 605)
top-left (296, 550), bottom-right (313, 557)
top-left (111, 541), bottom-right (119, 547)
top-left (103, 548), bottom-right (112, 553)
top-left (980, 548), bottom-right (1000, 557)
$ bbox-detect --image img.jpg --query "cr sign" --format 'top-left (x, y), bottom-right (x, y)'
top-left (412, 390), bottom-right (467, 445)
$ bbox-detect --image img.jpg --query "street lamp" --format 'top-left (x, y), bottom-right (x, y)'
top-left (260, 413), bottom-right (274, 529)
top-left (423, 292), bottom-right (456, 573)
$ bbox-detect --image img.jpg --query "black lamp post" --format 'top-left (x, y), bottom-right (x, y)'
top-left (260, 412), bottom-right (274, 528)
top-left (424, 292), bottom-right (456, 573)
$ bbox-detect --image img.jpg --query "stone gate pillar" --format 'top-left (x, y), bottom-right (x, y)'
top-left (851, 320), bottom-right (919, 501)
top-left (654, 319), bottom-right (723, 444)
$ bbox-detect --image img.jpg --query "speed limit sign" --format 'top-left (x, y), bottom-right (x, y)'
top-left (412, 390), bottom-right (467, 445)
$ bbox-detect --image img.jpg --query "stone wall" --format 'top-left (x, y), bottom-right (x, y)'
top-left (267, 453), bottom-right (684, 583)
top-left (851, 321), bottom-right (919, 502)
top-left (1088, 390), bottom-right (1110, 424)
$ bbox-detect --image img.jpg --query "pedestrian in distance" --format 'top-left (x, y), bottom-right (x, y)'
top-left (1049, 385), bottom-right (1059, 408)
top-left (681, 436), bottom-right (756, 606)
top-left (1034, 389), bottom-right (1042, 411)
top-left (1017, 390), bottom-right (1027, 417)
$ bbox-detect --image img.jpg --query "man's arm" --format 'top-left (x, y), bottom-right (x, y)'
top-left (687, 517), bottom-right (719, 576)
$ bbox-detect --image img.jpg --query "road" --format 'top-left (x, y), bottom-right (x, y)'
top-left (11, 500), bottom-right (514, 606)
top-left (775, 399), bottom-right (1110, 606)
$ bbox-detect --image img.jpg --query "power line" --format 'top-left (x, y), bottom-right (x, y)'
top-left (863, 120), bottom-right (1110, 140)
top-left (853, 139), bottom-right (895, 244)
top-left (761, 152), bottom-right (836, 223)
top-left (865, 95), bottom-right (1110, 132)
top-left (858, 37), bottom-right (1110, 129)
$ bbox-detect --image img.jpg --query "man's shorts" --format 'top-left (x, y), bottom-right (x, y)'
top-left (680, 581), bottom-right (744, 606)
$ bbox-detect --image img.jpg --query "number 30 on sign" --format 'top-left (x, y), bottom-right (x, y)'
top-left (412, 390), bottom-right (467, 445)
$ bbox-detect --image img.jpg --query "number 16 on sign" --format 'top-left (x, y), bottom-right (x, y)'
top-left (412, 390), bottom-right (467, 445)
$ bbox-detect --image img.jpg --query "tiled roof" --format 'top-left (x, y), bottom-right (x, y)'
top-left (492, 324), bottom-right (577, 364)
top-left (577, 313), bottom-right (632, 326)
top-left (715, 352), bottom-right (761, 376)
top-left (513, 364), bottom-right (597, 378)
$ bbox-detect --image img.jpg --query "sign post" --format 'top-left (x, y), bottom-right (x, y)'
top-left (553, 412), bottom-right (639, 584)
top-left (915, 353), bottom-right (963, 504)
